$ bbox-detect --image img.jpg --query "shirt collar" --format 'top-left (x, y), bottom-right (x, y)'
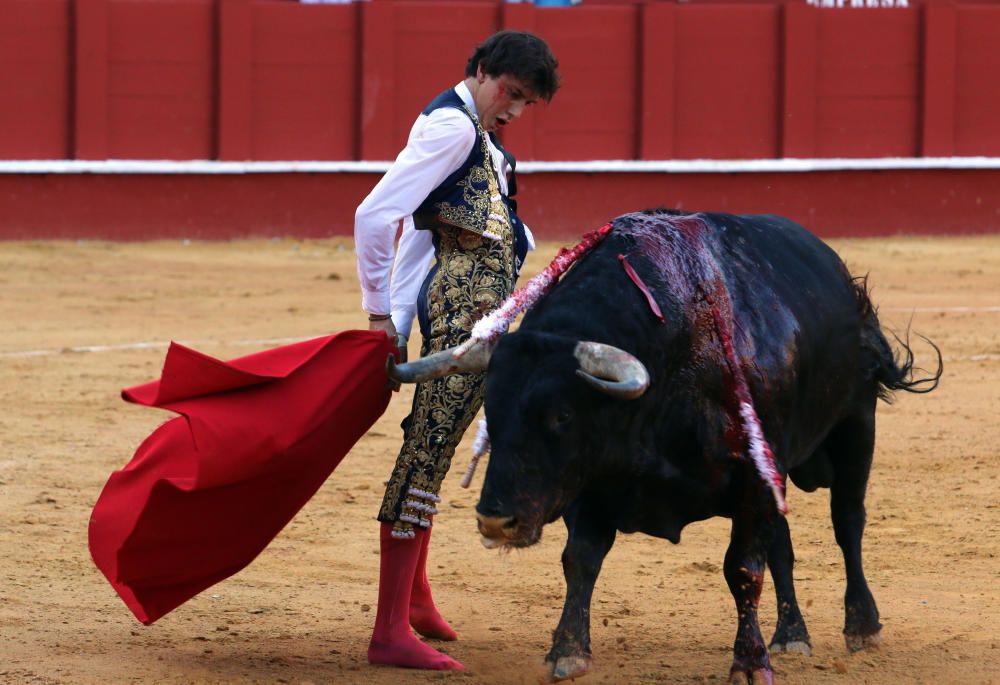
top-left (455, 81), bottom-right (478, 119)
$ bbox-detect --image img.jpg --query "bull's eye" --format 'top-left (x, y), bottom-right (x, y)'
top-left (547, 407), bottom-right (575, 434)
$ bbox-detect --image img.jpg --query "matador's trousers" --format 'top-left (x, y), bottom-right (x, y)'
top-left (378, 225), bottom-right (516, 538)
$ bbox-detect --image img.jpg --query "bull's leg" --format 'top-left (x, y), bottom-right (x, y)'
top-left (767, 515), bottom-right (812, 655)
top-left (725, 495), bottom-right (775, 685)
top-left (827, 415), bottom-right (882, 651)
top-left (546, 502), bottom-right (616, 682)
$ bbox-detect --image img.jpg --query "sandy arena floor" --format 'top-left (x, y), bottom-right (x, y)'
top-left (1, 234), bottom-right (998, 684)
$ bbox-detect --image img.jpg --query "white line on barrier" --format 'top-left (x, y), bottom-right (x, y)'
top-left (3, 157), bottom-right (1000, 175)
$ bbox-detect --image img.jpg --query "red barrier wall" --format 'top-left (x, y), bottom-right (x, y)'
top-left (3, 0), bottom-right (1000, 162)
top-left (2, 167), bottom-right (998, 240)
top-left (673, 6), bottom-right (780, 159)
top-left (108, 0), bottom-right (216, 159)
top-left (817, 10), bottom-right (921, 157)
top-left (955, 7), bottom-right (1000, 155)
top-left (2, 0), bottom-right (999, 239)
top-left (250, 2), bottom-right (358, 159)
top-left (516, 3), bottom-right (640, 160)
top-left (360, 1), bottom-right (498, 159)
top-left (0, 0), bottom-right (71, 159)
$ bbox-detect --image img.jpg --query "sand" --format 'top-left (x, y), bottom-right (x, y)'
top-left (1, 234), bottom-right (998, 684)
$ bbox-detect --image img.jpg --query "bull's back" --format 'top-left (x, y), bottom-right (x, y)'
top-left (701, 213), bottom-right (867, 462)
top-left (704, 213), bottom-right (855, 325)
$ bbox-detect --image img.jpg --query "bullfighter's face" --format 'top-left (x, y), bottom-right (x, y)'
top-left (471, 65), bottom-right (538, 133)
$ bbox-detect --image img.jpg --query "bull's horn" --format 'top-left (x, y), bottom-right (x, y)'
top-left (573, 341), bottom-right (649, 399)
top-left (386, 339), bottom-right (495, 383)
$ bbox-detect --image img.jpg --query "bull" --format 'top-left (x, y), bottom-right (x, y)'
top-left (387, 210), bottom-right (940, 683)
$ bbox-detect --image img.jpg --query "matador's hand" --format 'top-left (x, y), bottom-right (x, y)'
top-left (369, 316), bottom-right (406, 391)
top-left (368, 316), bottom-right (397, 340)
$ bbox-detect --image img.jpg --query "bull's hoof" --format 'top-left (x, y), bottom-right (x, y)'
top-left (769, 639), bottom-right (812, 656)
top-left (769, 618), bottom-right (811, 656)
top-left (547, 654), bottom-right (592, 682)
top-left (728, 667), bottom-right (775, 685)
top-left (844, 629), bottom-right (881, 653)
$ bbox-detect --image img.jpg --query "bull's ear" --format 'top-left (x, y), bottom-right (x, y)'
top-left (573, 341), bottom-right (649, 399)
top-left (386, 340), bottom-right (495, 383)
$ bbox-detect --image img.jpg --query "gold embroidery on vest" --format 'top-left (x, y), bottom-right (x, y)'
top-left (433, 106), bottom-right (512, 243)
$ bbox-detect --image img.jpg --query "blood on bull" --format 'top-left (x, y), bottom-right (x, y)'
top-left (388, 209), bottom-right (941, 684)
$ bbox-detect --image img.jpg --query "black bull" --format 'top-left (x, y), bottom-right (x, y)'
top-left (388, 210), bottom-right (940, 683)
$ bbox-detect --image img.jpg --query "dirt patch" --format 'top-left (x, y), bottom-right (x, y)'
top-left (1, 234), bottom-right (998, 684)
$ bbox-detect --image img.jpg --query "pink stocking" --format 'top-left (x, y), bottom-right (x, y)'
top-left (410, 524), bottom-right (458, 641)
top-left (367, 523), bottom-right (463, 670)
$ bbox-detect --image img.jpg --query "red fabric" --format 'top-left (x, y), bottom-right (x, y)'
top-left (409, 523), bottom-right (457, 641)
top-left (88, 330), bottom-right (396, 625)
top-left (618, 254), bottom-right (665, 323)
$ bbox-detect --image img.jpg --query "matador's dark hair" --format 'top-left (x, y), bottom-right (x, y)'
top-left (465, 31), bottom-right (560, 102)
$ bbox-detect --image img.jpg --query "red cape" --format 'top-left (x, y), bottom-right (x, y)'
top-left (88, 330), bottom-right (396, 625)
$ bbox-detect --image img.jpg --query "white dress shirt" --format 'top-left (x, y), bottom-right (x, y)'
top-left (354, 81), bottom-right (533, 339)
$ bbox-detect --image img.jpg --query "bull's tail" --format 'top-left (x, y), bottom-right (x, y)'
top-left (852, 275), bottom-right (943, 402)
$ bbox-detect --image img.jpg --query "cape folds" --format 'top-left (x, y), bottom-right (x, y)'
top-left (88, 330), bottom-right (396, 625)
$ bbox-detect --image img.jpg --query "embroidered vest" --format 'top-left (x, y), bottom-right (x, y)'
top-left (412, 89), bottom-right (529, 272)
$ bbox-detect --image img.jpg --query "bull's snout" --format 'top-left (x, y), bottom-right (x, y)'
top-left (476, 513), bottom-right (519, 548)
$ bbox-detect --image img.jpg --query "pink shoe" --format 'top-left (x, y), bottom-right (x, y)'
top-left (367, 523), bottom-right (463, 670)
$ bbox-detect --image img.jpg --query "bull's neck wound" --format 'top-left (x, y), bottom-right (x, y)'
top-left (467, 212), bottom-right (787, 514)
top-left (615, 212), bottom-right (787, 515)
